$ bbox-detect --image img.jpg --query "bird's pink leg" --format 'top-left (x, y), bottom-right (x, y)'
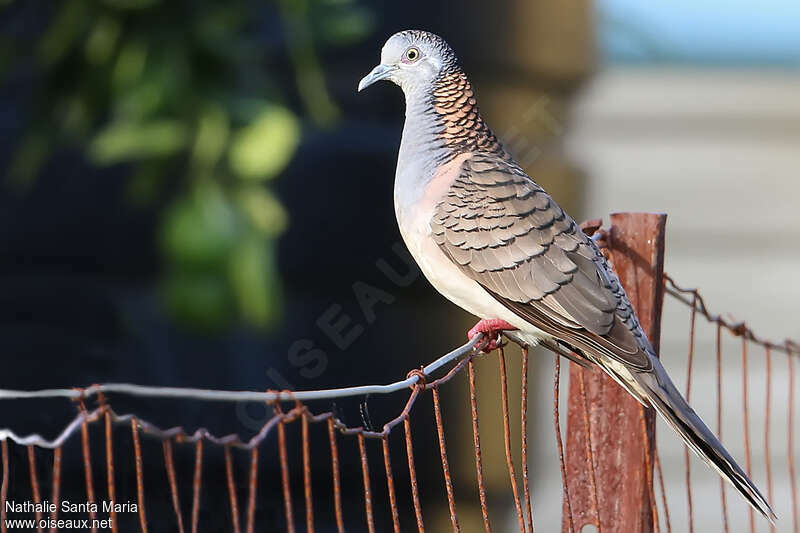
top-left (467, 318), bottom-right (518, 352)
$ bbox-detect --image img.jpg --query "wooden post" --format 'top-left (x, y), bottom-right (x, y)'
top-left (562, 212), bottom-right (667, 533)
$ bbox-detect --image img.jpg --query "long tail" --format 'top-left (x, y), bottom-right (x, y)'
top-left (634, 357), bottom-right (776, 523)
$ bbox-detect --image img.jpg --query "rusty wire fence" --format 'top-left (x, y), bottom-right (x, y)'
top-left (653, 275), bottom-right (800, 533)
top-left (0, 213), bottom-right (798, 533)
top-left (0, 334), bottom-right (542, 533)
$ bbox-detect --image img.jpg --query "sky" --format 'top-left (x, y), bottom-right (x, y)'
top-left (598, 0), bottom-right (800, 66)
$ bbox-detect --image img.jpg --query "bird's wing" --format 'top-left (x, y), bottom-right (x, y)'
top-left (431, 153), bottom-right (778, 520)
top-left (431, 153), bottom-right (653, 371)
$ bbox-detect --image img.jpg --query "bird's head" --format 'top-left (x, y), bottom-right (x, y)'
top-left (358, 30), bottom-right (457, 94)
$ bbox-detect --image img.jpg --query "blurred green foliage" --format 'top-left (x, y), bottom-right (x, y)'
top-left (5, 0), bottom-right (373, 330)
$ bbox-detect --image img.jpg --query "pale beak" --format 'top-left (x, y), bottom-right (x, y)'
top-left (358, 64), bottom-right (397, 92)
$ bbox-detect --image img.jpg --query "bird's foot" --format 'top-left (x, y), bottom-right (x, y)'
top-left (467, 319), bottom-right (518, 353)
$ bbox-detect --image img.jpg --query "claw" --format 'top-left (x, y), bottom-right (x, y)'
top-left (468, 318), bottom-right (518, 353)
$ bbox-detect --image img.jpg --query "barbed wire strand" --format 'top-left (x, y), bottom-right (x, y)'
top-left (76, 396), bottom-right (99, 532)
top-left (715, 322), bottom-right (730, 532)
top-left (50, 446), bottom-right (62, 533)
top-left (468, 358), bottom-right (493, 533)
top-left (578, 368), bottom-right (602, 532)
top-left (224, 445), bottom-right (242, 533)
top-left (665, 275), bottom-right (797, 355)
top-left (498, 347), bottom-right (527, 532)
top-left (520, 347), bottom-right (535, 533)
top-left (301, 412), bottom-right (315, 533)
top-left (640, 408), bottom-right (659, 533)
top-left (0, 337), bottom-right (483, 405)
top-left (684, 293), bottom-right (696, 533)
top-left (357, 433), bottom-right (376, 533)
top-left (741, 335), bottom-right (755, 533)
top-left (190, 439), bottom-right (203, 533)
top-left (162, 439), bottom-right (186, 533)
top-left (101, 393), bottom-right (118, 533)
top-left (382, 434), bottom-right (401, 533)
top-left (275, 403), bottom-right (295, 533)
top-left (553, 355), bottom-right (575, 533)
top-left (403, 411), bottom-right (425, 533)
top-left (131, 418), bottom-right (148, 532)
top-left (432, 384), bottom-right (461, 533)
top-left (26, 445), bottom-right (44, 533)
top-left (764, 346), bottom-right (775, 533)
top-left (326, 418), bottom-right (345, 533)
top-left (246, 447), bottom-right (259, 533)
top-left (405, 369), bottom-right (431, 529)
top-left (653, 450), bottom-right (671, 533)
top-left (789, 353), bottom-right (799, 532)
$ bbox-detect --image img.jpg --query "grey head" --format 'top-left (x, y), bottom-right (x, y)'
top-left (358, 30), bottom-right (458, 95)
top-left (359, 30), bottom-right (508, 167)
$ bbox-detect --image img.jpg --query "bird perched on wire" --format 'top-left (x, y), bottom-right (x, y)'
top-left (358, 29), bottom-right (775, 522)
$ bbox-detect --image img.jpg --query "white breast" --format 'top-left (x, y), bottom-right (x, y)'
top-left (393, 155), bottom-right (552, 346)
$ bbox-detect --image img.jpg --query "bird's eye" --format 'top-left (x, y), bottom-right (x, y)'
top-left (404, 47), bottom-right (420, 62)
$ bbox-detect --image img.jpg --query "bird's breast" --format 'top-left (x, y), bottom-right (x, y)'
top-left (394, 153), bottom-right (503, 318)
top-left (394, 152), bottom-right (471, 250)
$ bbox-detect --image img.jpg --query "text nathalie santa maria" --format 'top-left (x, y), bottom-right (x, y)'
top-left (6, 500), bottom-right (138, 513)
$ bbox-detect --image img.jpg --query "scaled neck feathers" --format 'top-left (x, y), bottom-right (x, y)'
top-left (428, 69), bottom-right (510, 161)
top-left (397, 65), bottom-right (514, 202)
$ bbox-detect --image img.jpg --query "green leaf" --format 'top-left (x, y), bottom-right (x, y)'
top-left (318, 7), bottom-right (374, 45)
top-left (84, 15), bottom-right (121, 65)
top-left (116, 80), bottom-right (166, 120)
top-left (37, 0), bottom-right (88, 66)
top-left (228, 234), bottom-right (280, 328)
top-left (235, 186), bottom-right (288, 237)
top-left (193, 5), bottom-right (245, 44)
top-left (228, 105), bottom-right (300, 181)
top-left (162, 273), bottom-right (233, 330)
top-left (90, 120), bottom-right (187, 164)
top-left (160, 182), bottom-right (240, 272)
top-left (60, 94), bottom-right (89, 137)
top-left (112, 40), bottom-right (148, 88)
top-left (191, 104), bottom-right (229, 174)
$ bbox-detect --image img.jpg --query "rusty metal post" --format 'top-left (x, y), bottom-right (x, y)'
top-left (562, 212), bottom-right (667, 533)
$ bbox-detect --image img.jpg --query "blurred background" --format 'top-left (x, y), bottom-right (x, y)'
top-left (0, 0), bottom-right (798, 531)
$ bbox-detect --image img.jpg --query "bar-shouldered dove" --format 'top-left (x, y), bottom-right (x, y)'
top-left (358, 29), bottom-right (775, 522)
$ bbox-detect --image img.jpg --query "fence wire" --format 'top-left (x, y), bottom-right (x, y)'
top-left (660, 274), bottom-right (800, 533)
top-left (0, 272), bottom-right (797, 532)
top-left (0, 332), bottom-right (543, 532)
